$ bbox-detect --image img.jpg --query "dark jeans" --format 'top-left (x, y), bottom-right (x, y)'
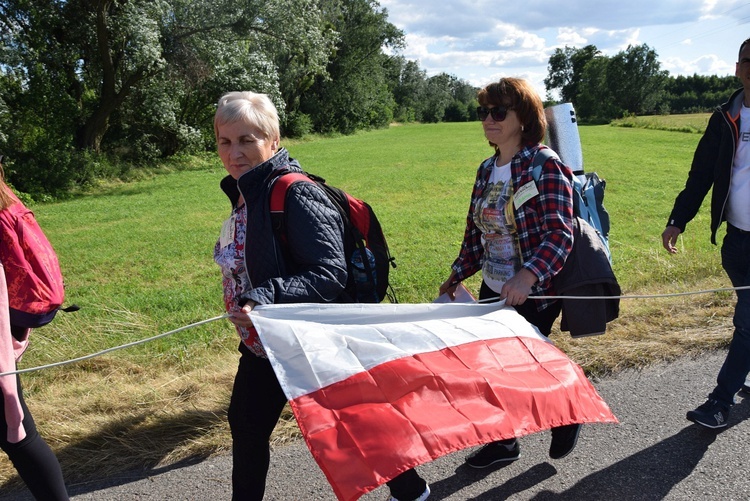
top-left (228, 343), bottom-right (425, 500)
top-left (0, 374), bottom-right (69, 500)
top-left (710, 224), bottom-right (750, 408)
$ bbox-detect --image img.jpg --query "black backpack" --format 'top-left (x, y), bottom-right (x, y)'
top-left (269, 171), bottom-right (397, 303)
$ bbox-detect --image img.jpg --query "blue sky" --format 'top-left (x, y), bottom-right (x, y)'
top-left (380, 0), bottom-right (749, 98)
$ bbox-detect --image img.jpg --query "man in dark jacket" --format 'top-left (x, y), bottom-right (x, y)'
top-left (662, 37), bottom-right (750, 428)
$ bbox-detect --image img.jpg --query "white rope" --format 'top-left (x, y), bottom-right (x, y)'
top-left (477, 285), bottom-right (750, 303)
top-left (3, 284), bottom-right (750, 377)
top-left (0, 313), bottom-right (231, 377)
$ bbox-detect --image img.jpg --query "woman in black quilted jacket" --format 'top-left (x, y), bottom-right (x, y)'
top-left (213, 91), bottom-right (429, 501)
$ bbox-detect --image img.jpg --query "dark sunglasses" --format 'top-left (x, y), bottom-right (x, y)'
top-left (477, 106), bottom-right (513, 122)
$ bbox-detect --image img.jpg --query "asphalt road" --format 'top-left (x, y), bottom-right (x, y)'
top-left (2, 350), bottom-right (750, 500)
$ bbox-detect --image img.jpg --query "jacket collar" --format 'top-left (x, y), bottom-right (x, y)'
top-left (219, 148), bottom-right (301, 207)
top-left (724, 87), bottom-right (745, 119)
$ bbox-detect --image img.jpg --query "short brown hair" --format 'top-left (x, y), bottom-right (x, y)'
top-left (477, 77), bottom-right (546, 145)
top-left (740, 37), bottom-right (750, 60)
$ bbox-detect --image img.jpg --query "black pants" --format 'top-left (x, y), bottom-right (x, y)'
top-left (0, 374), bottom-right (69, 500)
top-left (227, 344), bottom-right (426, 500)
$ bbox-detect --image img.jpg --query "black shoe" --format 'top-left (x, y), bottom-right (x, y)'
top-left (686, 399), bottom-right (730, 429)
top-left (741, 384), bottom-right (750, 395)
top-left (465, 440), bottom-right (520, 468)
top-left (549, 424), bottom-right (582, 459)
top-left (388, 484), bottom-right (430, 501)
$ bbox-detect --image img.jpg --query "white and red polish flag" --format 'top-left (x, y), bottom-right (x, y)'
top-left (252, 302), bottom-right (617, 501)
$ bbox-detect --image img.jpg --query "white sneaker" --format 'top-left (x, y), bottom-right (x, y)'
top-left (388, 484), bottom-right (430, 501)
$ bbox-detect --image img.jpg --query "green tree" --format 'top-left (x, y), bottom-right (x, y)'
top-left (0, 0), bottom-right (335, 193)
top-left (301, 0), bottom-right (404, 134)
top-left (605, 44), bottom-right (668, 115)
top-left (576, 56), bottom-right (614, 121)
top-left (444, 75), bottom-right (478, 122)
top-left (665, 74), bottom-right (738, 113)
top-left (391, 59), bottom-right (427, 122)
top-left (544, 45), bottom-right (600, 104)
top-left (421, 73), bottom-right (453, 123)
top-left (575, 44), bottom-right (668, 121)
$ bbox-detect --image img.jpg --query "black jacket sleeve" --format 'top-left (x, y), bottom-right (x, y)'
top-left (666, 111), bottom-right (722, 232)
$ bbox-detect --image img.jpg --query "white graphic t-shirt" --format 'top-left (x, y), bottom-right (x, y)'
top-left (474, 160), bottom-right (522, 294)
top-left (727, 105), bottom-right (750, 231)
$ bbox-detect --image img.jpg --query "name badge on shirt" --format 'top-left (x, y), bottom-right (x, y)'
top-left (514, 181), bottom-right (539, 209)
top-left (220, 214), bottom-right (236, 248)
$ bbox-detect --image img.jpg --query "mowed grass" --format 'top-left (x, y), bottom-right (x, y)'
top-left (1, 118), bottom-right (735, 487)
top-left (611, 112), bottom-right (712, 134)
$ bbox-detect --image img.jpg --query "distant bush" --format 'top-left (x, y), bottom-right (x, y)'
top-left (283, 112), bottom-right (314, 138)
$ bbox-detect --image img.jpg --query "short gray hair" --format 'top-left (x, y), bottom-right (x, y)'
top-left (214, 91), bottom-right (280, 142)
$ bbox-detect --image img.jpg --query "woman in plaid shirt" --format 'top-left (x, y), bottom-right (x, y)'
top-left (439, 77), bottom-right (582, 469)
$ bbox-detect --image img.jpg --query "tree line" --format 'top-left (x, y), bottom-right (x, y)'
top-left (0, 1), bottom-right (740, 198)
top-left (544, 44), bottom-right (738, 122)
top-left (0, 0), bottom-right (479, 197)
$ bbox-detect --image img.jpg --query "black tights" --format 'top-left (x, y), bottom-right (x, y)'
top-left (0, 375), bottom-right (69, 500)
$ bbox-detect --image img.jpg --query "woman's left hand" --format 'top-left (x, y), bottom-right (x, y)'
top-left (228, 301), bottom-right (256, 328)
top-left (500, 269), bottom-right (537, 306)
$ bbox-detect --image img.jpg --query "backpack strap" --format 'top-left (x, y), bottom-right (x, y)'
top-left (531, 146), bottom-right (586, 222)
top-left (269, 172), bottom-right (313, 214)
top-left (530, 147), bottom-right (558, 184)
top-left (269, 172), bottom-right (314, 246)
top-left (532, 147), bottom-right (612, 262)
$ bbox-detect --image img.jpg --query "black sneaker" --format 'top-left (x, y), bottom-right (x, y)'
top-left (741, 384), bottom-right (750, 395)
top-left (549, 423), bottom-right (582, 459)
top-left (465, 440), bottom-right (520, 468)
top-left (686, 399), bottom-right (730, 429)
top-left (387, 484), bottom-right (430, 501)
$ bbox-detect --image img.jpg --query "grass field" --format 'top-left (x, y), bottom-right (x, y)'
top-left (610, 112), bottom-right (712, 134)
top-left (1, 115), bottom-right (735, 487)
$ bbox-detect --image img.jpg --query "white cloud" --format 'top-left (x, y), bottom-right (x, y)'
top-left (662, 54), bottom-right (736, 76)
top-left (380, 0), bottom-right (747, 96)
top-left (556, 28), bottom-right (594, 47)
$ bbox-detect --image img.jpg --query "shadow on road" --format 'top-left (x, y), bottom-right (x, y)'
top-left (530, 400), bottom-right (750, 501)
top-left (0, 407), bottom-right (227, 498)
top-left (428, 459), bottom-right (558, 501)
top-left (427, 399), bottom-right (750, 501)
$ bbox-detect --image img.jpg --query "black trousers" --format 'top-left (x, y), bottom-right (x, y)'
top-left (227, 343), bottom-right (426, 500)
top-left (0, 373), bottom-right (69, 500)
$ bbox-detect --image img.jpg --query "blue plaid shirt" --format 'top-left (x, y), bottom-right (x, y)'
top-left (451, 144), bottom-right (575, 310)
